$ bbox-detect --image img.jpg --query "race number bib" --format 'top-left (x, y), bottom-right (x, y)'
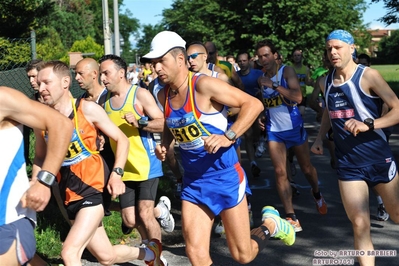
top-left (167, 113), bottom-right (204, 150)
top-left (263, 95), bottom-right (282, 108)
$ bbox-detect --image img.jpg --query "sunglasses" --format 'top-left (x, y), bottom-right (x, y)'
top-left (187, 52), bottom-right (205, 60)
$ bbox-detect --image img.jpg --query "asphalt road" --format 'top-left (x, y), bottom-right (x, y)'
top-left (82, 108), bottom-right (399, 266)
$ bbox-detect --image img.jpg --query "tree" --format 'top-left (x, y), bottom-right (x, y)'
top-left (371, 0), bottom-right (399, 25)
top-left (0, 0), bottom-right (53, 37)
top-left (0, 38), bottom-right (31, 70)
top-left (376, 29), bottom-right (399, 63)
top-left (1, 0), bottom-right (140, 62)
top-left (68, 36), bottom-right (105, 61)
top-left (135, 24), bottom-right (166, 61)
top-left (161, 0), bottom-right (369, 69)
top-left (38, 0), bottom-right (97, 48)
top-left (119, 9), bottom-right (141, 62)
top-left (36, 27), bottom-right (67, 61)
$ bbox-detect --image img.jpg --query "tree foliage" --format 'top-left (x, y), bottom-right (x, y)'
top-left (36, 27), bottom-right (66, 61)
top-left (119, 9), bottom-right (141, 62)
top-left (68, 36), bottom-right (105, 61)
top-left (377, 29), bottom-right (399, 63)
top-left (0, 38), bottom-right (31, 70)
top-left (135, 24), bottom-right (166, 60)
top-left (161, 0), bottom-right (369, 68)
top-left (1, 0), bottom-right (140, 62)
top-left (371, 0), bottom-right (399, 25)
top-left (0, 0), bottom-right (54, 37)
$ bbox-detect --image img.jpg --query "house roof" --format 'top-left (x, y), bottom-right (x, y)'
top-left (367, 29), bottom-right (394, 38)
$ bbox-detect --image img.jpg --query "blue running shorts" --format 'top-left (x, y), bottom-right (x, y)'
top-left (181, 163), bottom-right (251, 216)
top-left (0, 218), bottom-right (36, 265)
top-left (337, 160), bottom-right (397, 187)
top-left (268, 124), bottom-right (307, 149)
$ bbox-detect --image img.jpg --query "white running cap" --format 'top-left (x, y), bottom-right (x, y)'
top-left (142, 31), bottom-right (186, 59)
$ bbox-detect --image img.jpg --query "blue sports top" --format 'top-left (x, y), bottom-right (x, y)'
top-left (164, 72), bottom-right (238, 176)
top-left (325, 64), bottom-right (393, 168)
top-left (261, 65), bottom-right (303, 132)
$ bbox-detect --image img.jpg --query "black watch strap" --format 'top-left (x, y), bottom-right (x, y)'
top-left (363, 118), bottom-right (374, 131)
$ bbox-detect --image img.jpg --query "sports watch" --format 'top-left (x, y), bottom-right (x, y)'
top-left (37, 170), bottom-right (56, 187)
top-left (272, 81), bottom-right (279, 90)
top-left (138, 117), bottom-right (149, 128)
top-left (363, 118), bottom-right (374, 131)
top-left (112, 167), bottom-right (124, 177)
top-left (224, 129), bottom-right (237, 142)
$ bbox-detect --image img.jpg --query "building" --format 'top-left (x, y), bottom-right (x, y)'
top-left (367, 29), bottom-right (395, 57)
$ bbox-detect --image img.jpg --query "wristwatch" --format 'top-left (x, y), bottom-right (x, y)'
top-left (37, 170), bottom-right (56, 187)
top-left (224, 129), bottom-right (237, 142)
top-left (272, 81), bottom-right (279, 90)
top-left (138, 117), bottom-right (149, 128)
top-left (112, 167), bottom-right (124, 177)
top-left (363, 118), bottom-right (374, 131)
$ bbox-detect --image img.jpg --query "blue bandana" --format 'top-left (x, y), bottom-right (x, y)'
top-left (326, 30), bottom-right (354, 45)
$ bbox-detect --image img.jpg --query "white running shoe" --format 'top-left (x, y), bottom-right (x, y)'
top-left (377, 204), bottom-right (389, 221)
top-left (214, 220), bottom-right (225, 234)
top-left (255, 136), bottom-right (267, 158)
top-left (160, 254), bottom-right (168, 266)
top-left (157, 196), bottom-right (175, 233)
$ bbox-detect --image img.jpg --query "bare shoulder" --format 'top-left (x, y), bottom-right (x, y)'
top-left (195, 74), bottom-right (216, 89)
top-left (136, 86), bottom-right (153, 97)
top-left (214, 65), bottom-right (224, 74)
top-left (136, 86), bottom-right (158, 104)
top-left (217, 72), bottom-right (229, 83)
top-left (361, 67), bottom-right (390, 93)
top-left (81, 98), bottom-right (104, 116)
top-left (363, 66), bottom-right (383, 79)
top-left (282, 65), bottom-right (296, 75)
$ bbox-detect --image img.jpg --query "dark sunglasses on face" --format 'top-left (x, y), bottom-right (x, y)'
top-left (187, 52), bottom-right (205, 60)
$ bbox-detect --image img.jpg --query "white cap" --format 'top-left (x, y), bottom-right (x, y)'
top-left (142, 31), bottom-right (186, 59)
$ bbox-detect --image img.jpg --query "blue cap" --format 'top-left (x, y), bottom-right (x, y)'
top-left (326, 29), bottom-right (354, 45)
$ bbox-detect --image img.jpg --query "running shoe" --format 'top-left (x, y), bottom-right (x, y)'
top-left (174, 182), bottom-right (182, 199)
top-left (121, 222), bottom-right (133, 235)
top-left (290, 181), bottom-right (300, 197)
top-left (156, 196), bottom-right (175, 233)
top-left (249, 210), bottom-right (254, 228)
top-left (377, 204), bottom-right (389, 221)
top-left (311, 189), bottom-right (327, 215)
top-left (160, 254), bottom-right (168, 266)
top-left (139, 240), bottom-right (168, 265)
top-left (251, 164), bottom-right (261, 178)
top-left (286, 217), bottom-right (303, 232)
top-left (145, 239), bottom-right (164, 266)
top-left (290, 161), bottom-right (297, 176)
top-left (214, 220), bottom-right (225, 235)
top-left (261, 206), bottom-right (295, 246)
top-left (255, 136), bottom-right (267, 158)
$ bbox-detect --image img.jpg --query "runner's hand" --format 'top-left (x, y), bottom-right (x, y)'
top-left (311, 138), bottom-right (324, 155)
top-left (107, 173), bottom-right (126, 200)
top-left (155, 144), bottom-right (167, 161)
top-left (202, 134), bottom-right (234, 154)
top-left (21, 181), bottom-right (51, 211)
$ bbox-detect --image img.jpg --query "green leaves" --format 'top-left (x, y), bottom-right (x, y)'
top-left (159, 0), bottom-right (369, 69)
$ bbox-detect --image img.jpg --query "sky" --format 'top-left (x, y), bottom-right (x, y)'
top-left (122, 0), bottom-right (399, 30)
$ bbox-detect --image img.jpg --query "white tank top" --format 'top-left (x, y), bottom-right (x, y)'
top-left (0, 124), bottom-right (36, 226)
